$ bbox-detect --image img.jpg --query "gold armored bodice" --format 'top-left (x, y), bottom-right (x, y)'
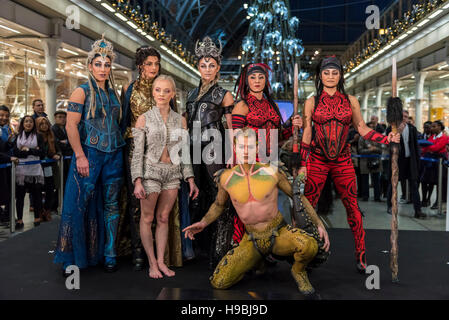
top-left (125, 77), bottom-right (155, 139)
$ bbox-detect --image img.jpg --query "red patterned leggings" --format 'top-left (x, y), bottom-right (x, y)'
top-left (304, 151), bottom-right (365, 255)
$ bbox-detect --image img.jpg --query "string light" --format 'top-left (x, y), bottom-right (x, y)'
top-left (104, 0), bottom-right (196, 66)
top-left (344, 0), bottom-right (447, 73)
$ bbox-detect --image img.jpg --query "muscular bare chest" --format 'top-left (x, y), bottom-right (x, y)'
top-left (222, 165), bottom-right (278, 204)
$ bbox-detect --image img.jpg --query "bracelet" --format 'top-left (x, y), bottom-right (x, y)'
top-left (76, 154), bottom-right (86, 160)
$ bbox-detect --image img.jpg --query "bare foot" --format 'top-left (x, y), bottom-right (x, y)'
top-left (148, 265), bottom-right (163, 279)
top-left (157, 261), bottom-right (175, 277)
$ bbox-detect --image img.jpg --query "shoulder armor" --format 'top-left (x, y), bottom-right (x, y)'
top-left (213, 168), bottom-right (227, 185)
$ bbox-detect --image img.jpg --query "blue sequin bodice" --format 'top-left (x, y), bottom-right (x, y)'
top-left (68, 79), bottom-right (125, 152)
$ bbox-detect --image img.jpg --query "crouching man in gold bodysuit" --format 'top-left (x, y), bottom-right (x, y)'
top-left (183, 127), bottom-right (330, 295)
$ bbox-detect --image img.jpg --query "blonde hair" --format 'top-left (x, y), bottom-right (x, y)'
top-left (153, 74), bottom-right (178, 111)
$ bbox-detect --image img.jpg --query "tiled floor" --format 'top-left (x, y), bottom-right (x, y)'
top-left (0, 194), bottom-right (57, 241)
top-left (325, 194), bottom-right (447, 231)
top-left (0, 188), bottom-right (447, 243)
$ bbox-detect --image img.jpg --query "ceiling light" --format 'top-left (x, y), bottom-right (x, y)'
top-left (438, 64), bottom-right (448, 70)
top-left (428, 9), bottom-right (443, 19)
top-left (417, 19), bottom-right (430, 27)
top-left (146, 35), bottom-right (155, 41)
top-left (127, 21), bottom-right (138, 29)
top-left (115, 13), bottom-right (127, 21)
top-left (0, 24), bottom-right (20, 34)
top-left (24, 48), bottom-right (40, 55)
top-left (0, 41), bottom-right (13, 47)
top-left (62, 47), bottom-right (79, 55)
top-left (101, 3), bottom-right (115, 12)
top-left (71, 63), bottom-right (84, 69)
top-left (440, 74), bottom-right (449, 79)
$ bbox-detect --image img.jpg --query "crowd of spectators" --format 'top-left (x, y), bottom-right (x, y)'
top-left (1, 99), bottom-right (448, 229)
top-left (348, 112), bottom-right (448, 220)
top-left (0, 100), bottom-right (72, 229)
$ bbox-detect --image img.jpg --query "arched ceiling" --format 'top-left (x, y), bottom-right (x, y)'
top-left (142, 0), bottom-right (249, 58)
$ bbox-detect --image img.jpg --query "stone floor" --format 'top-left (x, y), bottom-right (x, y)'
top-left (325, 192), bottom-right (447, 231)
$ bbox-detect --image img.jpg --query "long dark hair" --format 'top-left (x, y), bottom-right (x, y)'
top-left (235, 63), bottom-right (284, 126)
top-left (314, 57), bottom-right (349, 108)
top-left (136, 46), bottom-right (161, 76)
top-left (18, 115), bottom-right (37, 135)
top-left (36, 116), bottom-right (56, 155)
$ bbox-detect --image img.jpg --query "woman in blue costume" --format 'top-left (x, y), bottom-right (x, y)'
top-left (54, 36), bottom-right (125, 273)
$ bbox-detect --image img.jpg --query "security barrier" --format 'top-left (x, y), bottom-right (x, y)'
top-left (0, 156), bottom-right (71, 233)
top-left (1, 154), bottom-right (448, 232)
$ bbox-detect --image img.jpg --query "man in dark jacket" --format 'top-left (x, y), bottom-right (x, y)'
top-left (0, 105), bottom-right (16, 224)
top-left (386, 110), bottom-right (425, 219)
top-left (31, 99), bottom-right (48, 119)
top-left (0, 139), bottom-right (17, 224)
top-left (51, 110), bottom-right (72, 192)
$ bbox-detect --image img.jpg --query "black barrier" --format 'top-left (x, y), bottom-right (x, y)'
top-left (3, 156), bottom-right (71, 233)
top-left (1, 154), bottom-right (447, 233)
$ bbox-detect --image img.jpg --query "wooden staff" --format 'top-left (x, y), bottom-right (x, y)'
top-left (291, 63), bottom-right (300, 226)
top-left (292, 63), bottom-right (299, 155)
top-left (386, 57), bottom-right (402, 283)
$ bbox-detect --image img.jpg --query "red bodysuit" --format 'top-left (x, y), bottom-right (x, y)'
top-left (301, 90), bottom-right (388, 268)
top-left (231, 93), bottom-right (291, 242)
top-left (233, 93), bottom-right (291, 157)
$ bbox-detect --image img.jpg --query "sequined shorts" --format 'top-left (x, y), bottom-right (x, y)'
top-left (142, 162), bottom-right (182, 194)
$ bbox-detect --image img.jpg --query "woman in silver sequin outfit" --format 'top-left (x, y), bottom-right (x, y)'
top-left (132, 75), bottom-right (199, 278)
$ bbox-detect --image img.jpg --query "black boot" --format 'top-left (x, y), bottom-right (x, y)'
top-left (414, 211), bottom-right (427, 219)
top-left (104, 257), bottom-right (118, 273)
top-left (355, 251), bottom-right (367, 274)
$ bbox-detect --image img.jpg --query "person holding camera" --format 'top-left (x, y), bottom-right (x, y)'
top-left (358, 122), bottom-right (383, 202)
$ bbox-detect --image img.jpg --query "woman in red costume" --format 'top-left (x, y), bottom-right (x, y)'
top-left (298, 56), bottom-right (399, 273)
top-left (231, 63), bottom-right (302, 243)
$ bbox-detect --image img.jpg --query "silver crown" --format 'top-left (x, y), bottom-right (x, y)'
top-left (195, 36), bottom-right (222, 63)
